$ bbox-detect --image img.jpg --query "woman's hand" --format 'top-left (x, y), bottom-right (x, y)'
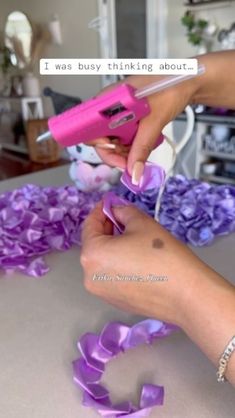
top-left (94, 74), bottom-right (195, 183)
top-left (80, 50), bottom-right (235, 384)
top-left (80, 201), bottom-right (208, 327)
top-left (81, 201), bottom-right (235, 385)
top-left (92, 51), bottom-right (235, 184)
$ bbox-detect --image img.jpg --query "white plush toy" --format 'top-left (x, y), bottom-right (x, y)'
top-left (67, 144), bottom-right (121, 192)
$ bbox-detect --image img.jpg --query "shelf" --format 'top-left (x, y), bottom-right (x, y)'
top-left (184, 1), bottom-right (233, 11)
top-left (0, 96), bottom-right (40, 100)
top-left (0, 143), bottom-right (28, 155)
top-left (202, 150), bottom-right (235, 161)
top-left (176, 112), bottom-right (235, 127)
top-left (0, 96), bottom-right (24, 100)
top-left (200, 174), bottom-right (235, 184)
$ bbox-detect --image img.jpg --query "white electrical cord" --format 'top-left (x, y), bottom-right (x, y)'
top-left (154, 135), bottom-right (177, 221)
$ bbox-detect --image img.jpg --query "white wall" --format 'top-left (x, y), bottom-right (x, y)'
top-left (167, 0), bottom-right (235, 57)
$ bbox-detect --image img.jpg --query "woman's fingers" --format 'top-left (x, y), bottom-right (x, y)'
top-left (95, 148), bottom-right (127, 169)
top-left (81, 201), bottom-right (106, 244)
top-left (127, 114), bottom-right (163, 177)
top-left (94, 138), bottom-right (130, 169)
top-left (112, 205), bottom-right (148, 232)
top-left (89, 137), bottom-right (116, 149)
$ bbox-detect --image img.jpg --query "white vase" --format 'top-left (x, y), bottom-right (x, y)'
top-left (22, 73), bottom-right (40, 97)
top-left (197, 43), bottom-right (208, 55)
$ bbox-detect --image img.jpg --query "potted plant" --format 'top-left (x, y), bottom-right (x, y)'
top-left (181, 11), bottom-right (218, 53)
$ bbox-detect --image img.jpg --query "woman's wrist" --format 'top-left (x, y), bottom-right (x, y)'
top-left (178, 262), bottom-right (235, 384)
top-left (190, 50), bottom-right (235, 109)
top-left (179, 264), bottom-right (229, 330)
top-left (189, 53), bottom-right (215, 105)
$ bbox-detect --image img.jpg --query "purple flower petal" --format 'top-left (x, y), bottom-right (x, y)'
top-left (73, 358), bottom-right (102, 384)
top-left (78, 333), bottom-right (113, 372)
top-left (121, 162), bottom-right (165, 194)
top-left (99, 321), bottom-right (130, 355)
top-left (140, 384), bottom-right (164, 408)
top-left (73, 358), bottom-right (108, 400)
top-left (123, 319), bottom-right (164, 349)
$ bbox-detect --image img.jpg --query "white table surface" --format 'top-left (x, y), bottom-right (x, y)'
top-left (0, 166), bottom-right (234, 418)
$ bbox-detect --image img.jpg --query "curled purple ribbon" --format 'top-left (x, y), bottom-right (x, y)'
top-left (73, 320), bottom-right (177, 417)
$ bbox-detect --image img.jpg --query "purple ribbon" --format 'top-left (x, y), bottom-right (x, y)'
top-left (73, 320), bottom-right (178, 417)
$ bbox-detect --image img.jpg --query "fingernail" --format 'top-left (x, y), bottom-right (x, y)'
top-left (131, 161), bottom-right (144, 185)
top-left (112, 199), bottom-right (129, 208)
top-left (96, 143), bottom-right (116, 149)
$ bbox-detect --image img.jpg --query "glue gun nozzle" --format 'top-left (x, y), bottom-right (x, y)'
top-left (36, 131), bottom-right (53, 143)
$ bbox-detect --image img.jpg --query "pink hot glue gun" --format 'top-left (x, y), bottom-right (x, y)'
top-left (37, 66), bottom-right (204, 147)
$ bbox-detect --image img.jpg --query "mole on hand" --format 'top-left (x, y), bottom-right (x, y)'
top-left (152, 238), bottom-right (164, 249)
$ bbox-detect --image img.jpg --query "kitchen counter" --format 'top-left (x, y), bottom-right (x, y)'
top-left (0, 166), bottom-right (234, 418)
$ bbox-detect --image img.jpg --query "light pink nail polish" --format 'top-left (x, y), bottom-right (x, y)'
top-left (96, 143), bottom-right (116, 150)
top-left (131, 161), bottom-right (144, 185)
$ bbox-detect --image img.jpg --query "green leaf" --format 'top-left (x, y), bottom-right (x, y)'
top-left (181, 13), bottom-right (195, 30)
top-left (188, 32), bottom-right (202, 46)
top-left (197, 19), bottom-right (208, 30)
top-left (0, 46), bottom-right (12, 74)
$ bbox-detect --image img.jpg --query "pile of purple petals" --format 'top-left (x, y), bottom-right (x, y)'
top-left (116, 175), bottom-right (235, 246)
top-left (0, 184), bottom-right (102, 277)
top-left (1, 176), bottom-right (235, 277)
top-left (73, 319), bottom-right (177, 417)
